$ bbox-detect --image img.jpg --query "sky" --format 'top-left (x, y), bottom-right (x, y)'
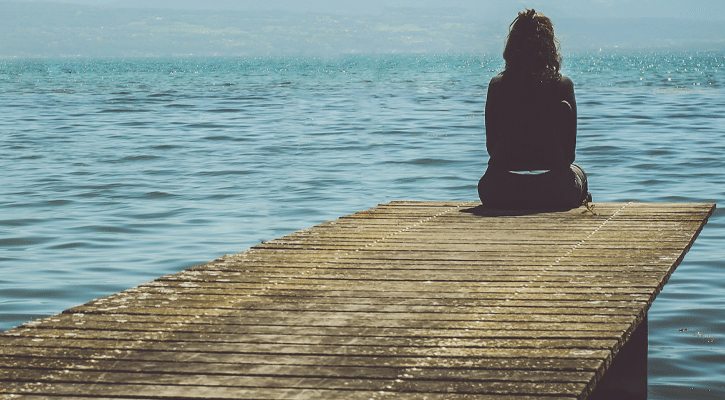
top-left (2, 0), bottom-right (724, 57)
top-left (32, 0), bottom-right (725, 20)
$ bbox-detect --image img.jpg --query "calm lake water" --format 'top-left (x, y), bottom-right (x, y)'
top-left (1, 52), bottom-right (724, 398)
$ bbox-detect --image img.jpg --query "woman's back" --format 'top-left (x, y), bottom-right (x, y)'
top-left (484, 73), bottom-right (576, 172)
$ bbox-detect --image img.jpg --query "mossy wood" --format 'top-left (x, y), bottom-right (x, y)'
top-left (0, 201), bottom-right (714, 399)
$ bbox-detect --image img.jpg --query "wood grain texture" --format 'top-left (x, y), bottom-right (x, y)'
top-left (0, 201), bottom-right (714, 400)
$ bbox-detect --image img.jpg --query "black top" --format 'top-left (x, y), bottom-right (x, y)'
top-left (484, 73), bottom-right (577, 172)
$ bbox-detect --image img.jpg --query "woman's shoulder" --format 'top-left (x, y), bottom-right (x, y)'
top-left (490, 72), bottom-right (571, 85)
top-left (559, 75), bottom-right (574, 88)
top-left (557, 75), bottom-right (575, 100)
top-left (488, 72), bottom-right (573, 94)
top-left (489, 73), bottom-right (505, 86)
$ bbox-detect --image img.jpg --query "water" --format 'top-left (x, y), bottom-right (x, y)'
top-left (1, 52), bottom-right (724, 398)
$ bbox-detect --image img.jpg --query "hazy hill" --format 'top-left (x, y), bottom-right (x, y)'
top-left (1, 1), bottom-right (723, 58)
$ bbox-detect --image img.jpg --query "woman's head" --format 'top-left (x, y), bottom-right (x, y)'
top-left (503, 9), bottom-right (561, 80)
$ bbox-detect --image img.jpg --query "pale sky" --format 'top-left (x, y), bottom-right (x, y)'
top-left (3, 0), bottom-right (723, 57)
top-left (30, 0), bottom-right (725, 20)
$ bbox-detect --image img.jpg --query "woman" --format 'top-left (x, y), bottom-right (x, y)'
top-left (478, 9), bottom-right (590, 210)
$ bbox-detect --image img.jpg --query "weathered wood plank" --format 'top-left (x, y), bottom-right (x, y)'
top-left (7, 325), bottom-right (630, 342)
top-left (6, 314), bottom-right (635, 335)
top-left (60, 292), bottom-right (652, 309)
top-left (0, 382), bottom-right (580, 400)
top-left (119, 284), bottom-right (659, 302)
top-left (0, 201), bottom-right (714, 400)
top-left (0, 346), bottom-right (605, 373)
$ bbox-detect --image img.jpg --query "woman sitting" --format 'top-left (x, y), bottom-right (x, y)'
top-left (478, 9), bottom-right (590, 210)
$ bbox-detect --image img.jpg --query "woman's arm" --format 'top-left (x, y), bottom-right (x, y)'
top-left (560, 76), bottom-right (577, 164)
top-left (485, 76), bottom-right (502, 156)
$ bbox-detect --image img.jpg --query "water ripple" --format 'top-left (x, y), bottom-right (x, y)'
top-left (1, 52), bottom-right (724, 399)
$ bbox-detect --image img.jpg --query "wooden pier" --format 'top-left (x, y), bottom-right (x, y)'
top-left (0, 201), bottom-right (714, 399)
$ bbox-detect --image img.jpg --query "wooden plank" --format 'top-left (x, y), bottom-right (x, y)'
top-left (0, 201), bottom-right (714, 400)
top-left (0, 346), bottom-right (604, 372)
top-left (0, 383), bottom-right (580, 400)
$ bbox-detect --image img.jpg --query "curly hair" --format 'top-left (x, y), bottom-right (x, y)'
top-left (502, 9), bottom-right (562, 82)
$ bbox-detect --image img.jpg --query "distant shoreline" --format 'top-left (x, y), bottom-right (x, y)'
top-left (1, 1), bottom-right (723, 58)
